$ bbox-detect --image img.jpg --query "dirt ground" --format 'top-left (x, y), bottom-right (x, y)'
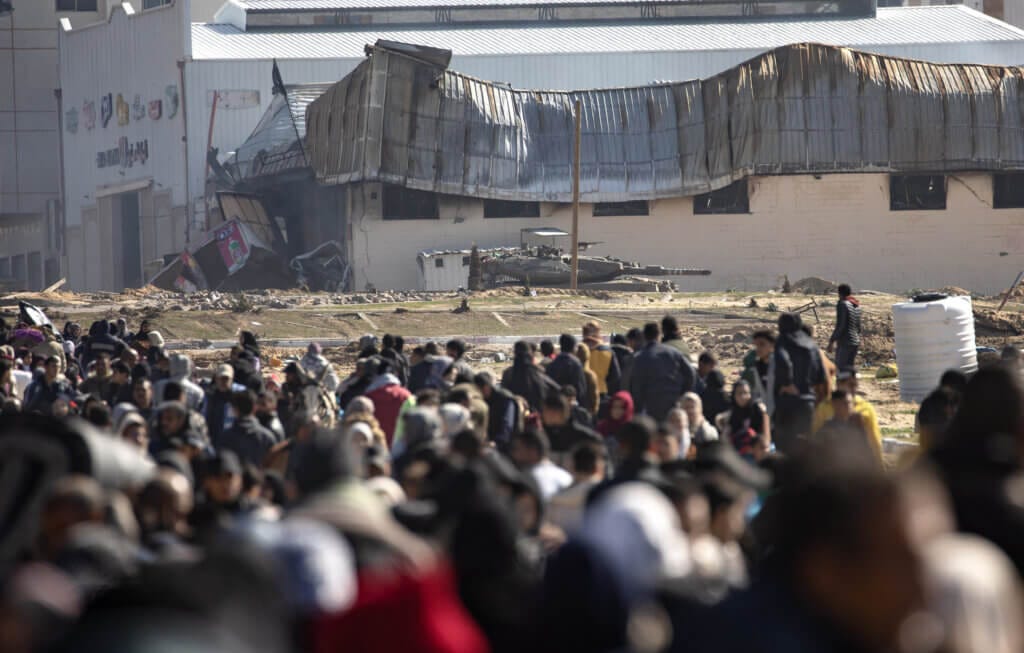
top-left (7, 281), bottom-right (1024, 442)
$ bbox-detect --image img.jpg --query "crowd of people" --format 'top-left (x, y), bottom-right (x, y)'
top-left (1, 284), bottom-right (1023, 653)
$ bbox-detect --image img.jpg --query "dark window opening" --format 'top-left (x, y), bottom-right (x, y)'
top-left (383, 185), bottom-right (439, 220)
top-left (593, 200), bottom-right (648, 217)
top-left (994, 174), bottom-right (1024, 209)
top-left (143, 0), bottom-right (172, 8)
top-left (434, 258), bottom-right (445, 268)
top-left (484, 199), bottom-right (541, 218)
top-left (57, 0), bottom-right (97, 11)
top-left (890, 175), bottom-right (946, 211)
top-left (461, 256), bottom-right (471, 266)
top-left (693, 180), bottom-right (750, 214)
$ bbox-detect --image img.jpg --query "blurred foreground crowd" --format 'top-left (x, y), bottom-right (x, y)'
top-left (1, 309), bottom-right (1023, 653)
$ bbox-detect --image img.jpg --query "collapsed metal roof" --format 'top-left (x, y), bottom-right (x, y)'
top-left (227, 82), bottom-right (332, 182)
top-left (305, 40), bottom-right (1024, 201)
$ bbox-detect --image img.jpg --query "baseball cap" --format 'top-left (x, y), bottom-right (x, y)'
top-left (215, 363), bottom-right (235, 380)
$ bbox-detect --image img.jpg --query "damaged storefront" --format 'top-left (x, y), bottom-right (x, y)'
top-left (151, 76), bottom-right (350, 292)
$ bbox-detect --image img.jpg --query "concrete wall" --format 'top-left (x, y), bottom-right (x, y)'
top-left (59, 2), bottom-right (189, 289)
top-left (348, 172), bottom-right (1024, 295)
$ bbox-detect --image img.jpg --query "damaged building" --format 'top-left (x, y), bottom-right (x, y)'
top-left (302, 40), bottom-right (1024, 295)
top-left (55, 0), bottom-right (1024, 291)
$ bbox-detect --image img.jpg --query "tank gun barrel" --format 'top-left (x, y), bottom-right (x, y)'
top-left (624, 265), bottom-right (712, 276)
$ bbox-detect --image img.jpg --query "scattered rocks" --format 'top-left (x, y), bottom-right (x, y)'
top-left (791, 277), bottom-right (838, 295)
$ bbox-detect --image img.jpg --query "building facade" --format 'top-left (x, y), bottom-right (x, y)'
top-left (57, 0), bottom-right (1024, 291)
top-left (345, 173), bottom-right (1024, 295)
top-left (0, 0), bottom-right (221, 291)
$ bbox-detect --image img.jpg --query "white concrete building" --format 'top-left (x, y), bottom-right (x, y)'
top-left (0, 0), bottom-right (220, 291)
top-left (57, 0), bottom-right (1024, 290)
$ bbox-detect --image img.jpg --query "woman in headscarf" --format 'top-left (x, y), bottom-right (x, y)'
top-left (597, 391), bottom-right (634, 439)
top-left (721, 380), bottom-right (771, 460)
top-left (501, 341), bottom-right (559, 413)
top-left (699, 369), bottom-right (731, 426)
top-left (239, 331), bottom-right (262, 373)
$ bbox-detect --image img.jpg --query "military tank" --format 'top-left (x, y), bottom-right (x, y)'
top-left (480, 244), bottom-right (711, 288)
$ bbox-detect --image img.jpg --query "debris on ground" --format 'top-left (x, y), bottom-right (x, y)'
top-left (974, 309), bottom-right (1024, 336)
top-left (790, 277), bottom-right (838, 295)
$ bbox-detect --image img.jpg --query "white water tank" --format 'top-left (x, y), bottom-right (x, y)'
top-left (892, 296), bottom-right (977, 402)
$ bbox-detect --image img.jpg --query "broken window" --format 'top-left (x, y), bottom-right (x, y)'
top-left (994, 174), bottom-right (1024, 209)
top-left (890, 175), bottom-right (946, 211)
top-left (693, 180), bottom-right (750, 214)
top-left (382, 185), bottom-right (439, 220)
top-left (484, 199), bottom-right (541, 218)
top-left (593, 201), bottom-right (649, 217)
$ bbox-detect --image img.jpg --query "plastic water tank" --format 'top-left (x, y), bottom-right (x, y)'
top-left (892, 296), bottom-right (977, 402)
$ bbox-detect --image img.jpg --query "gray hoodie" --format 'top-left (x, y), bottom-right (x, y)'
top-left (153, 354), bottom-right (206, 412)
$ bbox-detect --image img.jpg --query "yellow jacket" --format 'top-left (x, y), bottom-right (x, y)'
top-left (585, 342), bottom-right (618, 395)
top-left (812, 395), bottom-right (882, 461)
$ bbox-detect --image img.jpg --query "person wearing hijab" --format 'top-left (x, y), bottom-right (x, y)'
top-left (597, 391), bottom-right (634, 439)
top-left (501, 341), bottom-right (559, 413)
top-left (721, 380), bottom-right (771, 461)
top-left (772, 313), bottom-right (825, 454)
top-left (699, 369), bottom-right (731, 426)
top-left (239, 331), bottom-right (261, 373)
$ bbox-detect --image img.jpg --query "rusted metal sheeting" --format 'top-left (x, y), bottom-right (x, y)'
top-left (306, 42), bottom-right (1024, 201)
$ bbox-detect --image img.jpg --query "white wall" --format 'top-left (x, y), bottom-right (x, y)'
top-left (59, 2), bottom-right (188, 289)
top-left (348, 173), bottom-right (1024, 295)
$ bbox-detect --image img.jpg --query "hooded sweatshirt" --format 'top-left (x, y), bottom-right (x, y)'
top-left (774, 314), bottom-right (826, 401)
top-left (153, 354), bottom-right (205, 412)
top-left (364, 374), bottom-right (411, 445)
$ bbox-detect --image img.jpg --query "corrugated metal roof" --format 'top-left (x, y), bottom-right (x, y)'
top-left (305, 41), bottom-right (1024, 202)
top-left (191, 6), bottom-right (1024, 60)
top-left (236, 0), bottom-right (765, 7)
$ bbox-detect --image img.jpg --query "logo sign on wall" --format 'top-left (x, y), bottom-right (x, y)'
top-left (116, 94), bottom-right (130, 126)
top-left (132, 94), bottom-right (146, 122)
top-left (96, 137), bottom-right (149, 169)
top-left (148, 99), bottom-right (162, 120)
top-left (65, 108), bottom-right (78, 134)
top-left (82, 100), bottom-right (96, 130)
top-left (100, 94), bottom-right (113, 128)
top-left (207, 90), bottom-right (260, 110)
top-left (165, 85), bottom-right (179, 119)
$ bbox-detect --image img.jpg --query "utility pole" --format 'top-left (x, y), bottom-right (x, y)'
top-left (570, 99), bottom-right (582, 290)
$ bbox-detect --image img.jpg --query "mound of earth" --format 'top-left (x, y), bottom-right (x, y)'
top-left (791, 277), bottom-right (838, 295)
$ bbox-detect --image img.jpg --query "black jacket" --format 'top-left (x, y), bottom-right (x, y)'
top-left (218, 415), bottom-right (277, 467)
top-left (628, 341), bottom-right (695, 422)
top-left (611, 344), bottom-right (634, 390)
top-left (829, 298), bottom-right (862, 347)
top-left (79, 321), bottom-right (126, 370)
top-left (502, 357), bottom-right (560, 413)
top-left (205, 389), bottom-right (234, 446)
top-left (546, 352), bottom-right (586, 400)
top-left (774, 324), bottom-right (825, 401)
top-left (544, 418), bottom-right (602, 455)
top-left (485, 386), bottom-right (521, 449)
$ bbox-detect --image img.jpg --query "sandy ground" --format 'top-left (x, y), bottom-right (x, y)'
top-left (7, 279), bottom-right (1024, 442)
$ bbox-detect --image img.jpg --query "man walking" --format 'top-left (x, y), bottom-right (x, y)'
top-left (629, 322), bottom-right (696, 422)
top-left (581, 321), bottom-right (621, 397)
top-left (827, 283), bottom-right (862, 373)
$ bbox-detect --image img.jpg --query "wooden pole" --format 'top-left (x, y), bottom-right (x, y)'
top-left (570, 99), bottom-right (582, 291)
top-left (997, 270), bottom-right (1024, 312)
